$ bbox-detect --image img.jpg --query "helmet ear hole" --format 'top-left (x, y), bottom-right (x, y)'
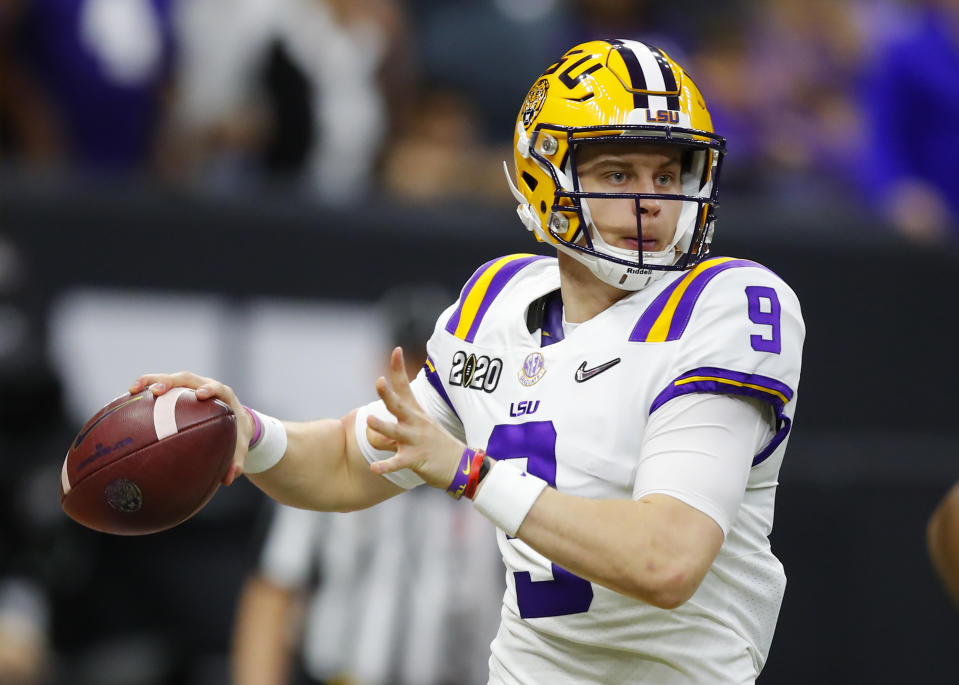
top-left (540, 201), bottom-right (547, 213)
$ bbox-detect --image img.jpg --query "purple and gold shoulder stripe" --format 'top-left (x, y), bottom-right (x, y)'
top-left (423, 356), bottom-right (459, 418)
top-left (445, 254), bottom-right (549, 342)
top-left (651, 367), bottom-right (795, 466)
top-left (630, 257), bottom-right (770, 343)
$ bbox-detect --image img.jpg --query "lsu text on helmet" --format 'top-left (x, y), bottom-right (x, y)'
top-left (505, 39), bottom-right (727, 291)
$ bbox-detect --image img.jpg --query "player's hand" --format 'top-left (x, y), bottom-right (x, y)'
top-left (366, 347), bottom-right (464, 490)
top-left (129, 372), bottom-right (254, 485)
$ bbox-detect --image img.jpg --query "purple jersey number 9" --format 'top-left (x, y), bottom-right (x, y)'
top-left (487, 421), bottom-right (594, 619)
top-left (746, 286), bottom-right (782, 354)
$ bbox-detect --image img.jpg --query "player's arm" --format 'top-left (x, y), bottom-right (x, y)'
top-left (479, 392), bottom-right (762, 610)
top-left (368, 350), bottom-right (767, 610)
top-left (516, 493), bottom-right (721, 609)
top-left (928, 480), bottom-right (959, 607)
top-left (128, 373), bottom-right (404, 512)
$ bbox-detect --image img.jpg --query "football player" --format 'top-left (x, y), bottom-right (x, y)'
top-left (133, 39), bottom-right (804, 683)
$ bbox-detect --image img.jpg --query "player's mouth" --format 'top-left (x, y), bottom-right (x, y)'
top-left (621, 237), bottom-right (660, 251)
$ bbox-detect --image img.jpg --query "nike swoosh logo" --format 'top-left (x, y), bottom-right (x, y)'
top-left (73, 394), bottom-right (145, 449)
top-left (574, 358), bottom-right (621, 383)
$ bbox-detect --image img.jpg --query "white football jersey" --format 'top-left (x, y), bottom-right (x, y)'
top-left (412, 253), bottom-right (804, 684)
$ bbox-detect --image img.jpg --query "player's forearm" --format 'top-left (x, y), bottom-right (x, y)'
top-left (514, 488), bottom-right (721, 609)
top-left (247, 411), bottom-right (400, 512)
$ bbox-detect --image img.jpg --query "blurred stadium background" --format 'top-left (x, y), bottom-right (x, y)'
top-left (2, 0), bottom-right (958, 683)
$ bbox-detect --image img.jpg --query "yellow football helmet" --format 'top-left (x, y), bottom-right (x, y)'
top-left (505, 39), bottom-right (726, 291)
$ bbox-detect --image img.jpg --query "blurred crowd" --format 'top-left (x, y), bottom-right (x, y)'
top-left (1, 0), bottom-right (958, 241)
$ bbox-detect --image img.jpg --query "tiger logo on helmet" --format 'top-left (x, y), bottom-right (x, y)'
top-left (504, 39), bottom-right (727, 291)
top-left (521, 79), bottom-right (550, 128)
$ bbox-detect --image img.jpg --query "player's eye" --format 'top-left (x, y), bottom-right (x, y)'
top-left (606, 171), bottom-right (628, 185)
top-left (656, 173), bottom-right (675, 187)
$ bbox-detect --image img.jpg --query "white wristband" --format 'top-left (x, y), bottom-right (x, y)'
top-left (243, 408), bottom-right (288, 474)
top-left (472, 461), bottom-right (547, 536)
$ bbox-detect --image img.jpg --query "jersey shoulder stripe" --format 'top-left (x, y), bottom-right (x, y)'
top-left (650, 366), bottom-right (795, 466)
top-left (443, 254), bottom-right (548, 342)
top-left (424, 356), bottom-right (459, 418)
top-left (630, 257), bottom-right (771, 343)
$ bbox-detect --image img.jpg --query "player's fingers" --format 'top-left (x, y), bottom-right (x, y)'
top-left (369, 453), bottom-right (416, 476)
top-left (223, 455), bottom-right (245, 486)
top-left (222, 423), bottom-right (252, 486)
top-left (130, 374), bottom-right (168, 394)
top-left (367, 413), bottom-right (405, 443)
top-left (388, 347), bottom-right (416, 400)
top-left (366, 425), bottom-right (398, 452)
top-left (375, 376), bottom-right (410, 421)
top-left (131, 371), bottom-right (209, 396)
top-left (194, 379), bottom-right (236, 404)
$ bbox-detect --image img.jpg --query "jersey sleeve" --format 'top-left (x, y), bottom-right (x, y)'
top-left (636, 259), bottom-right (805, 465)
top-left (633, 393), bottom-right (773, 535)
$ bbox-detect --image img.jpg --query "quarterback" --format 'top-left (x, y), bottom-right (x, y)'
top-left (133, 40), bottom-right (804, 683)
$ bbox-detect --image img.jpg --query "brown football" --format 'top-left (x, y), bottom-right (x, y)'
top-left (60, 387), bottom-right (237, 535)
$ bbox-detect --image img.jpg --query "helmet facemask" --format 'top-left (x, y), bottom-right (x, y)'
top-left (530, 124), bottom-right (724, 291)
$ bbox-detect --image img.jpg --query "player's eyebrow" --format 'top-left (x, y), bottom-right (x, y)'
top-left (579, 152), bottom-right (679, 173)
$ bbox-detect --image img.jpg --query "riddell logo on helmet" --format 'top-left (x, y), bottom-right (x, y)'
top-left (522, 79), bottom-right (550, 128)
top-left (646, 110), bottom-right (680, 124)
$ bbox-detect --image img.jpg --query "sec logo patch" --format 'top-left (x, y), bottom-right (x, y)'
top-left (518, 352), bottom-right (546, 386)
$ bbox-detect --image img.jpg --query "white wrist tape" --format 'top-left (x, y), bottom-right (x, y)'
top-left (472, 461), bottom-right (547, 536)
top-left (353, 401), bottom-right (424, 489)
top-left (244, 409), bottom-right (288, 474)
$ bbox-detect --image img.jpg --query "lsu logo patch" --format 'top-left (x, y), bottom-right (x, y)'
top-left (522, 79), bottom-right (549, 128)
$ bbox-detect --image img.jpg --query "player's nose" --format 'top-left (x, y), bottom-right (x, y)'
top-left (637, 195), bottom-right (660, 217)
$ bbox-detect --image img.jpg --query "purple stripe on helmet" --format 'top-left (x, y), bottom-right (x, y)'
top-left (652, 47), bottom-right (681, 111)
top-left (462, 256), bottom-right (547, 343)
top-left (424, 357), bottom-right (459, 419)
top-left (629, 270), bottom-right (690, 342)
top-left (606, 39), bottom-right (649, 110)
top-left (649, 366), bottom-right (795, 467)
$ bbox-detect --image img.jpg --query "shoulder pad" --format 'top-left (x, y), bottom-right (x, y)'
top-left (629, 257), bottom-right (779, 343)
top-left (443, 254), bottom-right (550, 342)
